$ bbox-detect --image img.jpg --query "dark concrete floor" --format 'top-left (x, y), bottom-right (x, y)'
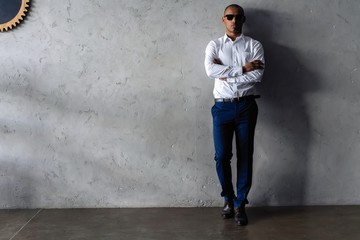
top-left (1, 206), bottom-right (360, 240)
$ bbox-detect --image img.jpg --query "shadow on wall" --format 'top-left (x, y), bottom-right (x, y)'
top-left (245, 9), bottom-right (321, 206)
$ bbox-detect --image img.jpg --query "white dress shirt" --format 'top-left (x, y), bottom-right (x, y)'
top-left (204, 34), bottom-right (265, 99)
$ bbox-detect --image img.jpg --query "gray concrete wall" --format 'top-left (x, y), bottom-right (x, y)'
top-left (0, 0), bottom-right (359, 208)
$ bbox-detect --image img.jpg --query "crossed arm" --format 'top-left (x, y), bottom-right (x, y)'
top-left (204, 41), bottom-right (265, 83)
top-left (213, 58), bottom-right (264, 81)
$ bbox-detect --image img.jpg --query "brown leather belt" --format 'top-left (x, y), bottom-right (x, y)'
top-left (215, 95), bottom-right (260, 103)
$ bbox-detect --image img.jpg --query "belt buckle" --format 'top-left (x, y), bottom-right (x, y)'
top-left (230, 97), bottom-right (238, 103)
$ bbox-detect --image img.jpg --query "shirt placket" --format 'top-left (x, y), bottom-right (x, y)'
top-left (232, 42), bottom-right (239, 97)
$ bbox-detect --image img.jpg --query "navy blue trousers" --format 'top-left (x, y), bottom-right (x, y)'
top-left (211, 99), bottom-right (258, 207)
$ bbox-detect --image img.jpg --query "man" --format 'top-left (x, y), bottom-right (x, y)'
top-left (204, 4), bottom-right (265, 226)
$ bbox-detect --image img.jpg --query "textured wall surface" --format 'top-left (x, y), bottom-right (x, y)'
top-left (0, 0), bottom-right (359, 208)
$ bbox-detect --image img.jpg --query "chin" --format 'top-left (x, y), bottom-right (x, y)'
top-left (234, 29), bottom-right (242, 34)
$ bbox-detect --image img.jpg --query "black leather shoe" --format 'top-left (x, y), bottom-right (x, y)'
top-left (235, 207), bottom-right (248, 226)
top-left (221, 202), bottom-right (234, 219)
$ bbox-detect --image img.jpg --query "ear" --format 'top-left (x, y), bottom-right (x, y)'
top-left (242, 16), bottom-right (246, 23)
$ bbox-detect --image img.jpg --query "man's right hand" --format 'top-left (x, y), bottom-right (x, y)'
top-left (243, 60), bottom-right (264, 73)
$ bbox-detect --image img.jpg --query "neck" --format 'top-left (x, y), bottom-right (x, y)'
top-left (226, 32), bottom-right (241, 41)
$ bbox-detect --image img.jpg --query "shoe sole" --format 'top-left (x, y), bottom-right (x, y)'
top-left (222, 213), bottom-right (234, 219)
top-left (235, 220), bottom-right (248, 226)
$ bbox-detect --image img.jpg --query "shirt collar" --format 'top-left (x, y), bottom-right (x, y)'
top-left (224, 33), bottom-right (244, 43)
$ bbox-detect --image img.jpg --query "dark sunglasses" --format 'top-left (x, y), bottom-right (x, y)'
top-left (224, 14), bottom-right (244, 21)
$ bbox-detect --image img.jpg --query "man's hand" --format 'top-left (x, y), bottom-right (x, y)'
top-left (213, 58), bottom-right (222, 65)
top-left (213, 58), bottom-right (227, 81)
top-left (243, 60), bottom-right (264, 73)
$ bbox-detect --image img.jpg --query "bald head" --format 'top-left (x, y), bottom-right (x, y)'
top-left (224, 4), bottom-right (244, 15)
